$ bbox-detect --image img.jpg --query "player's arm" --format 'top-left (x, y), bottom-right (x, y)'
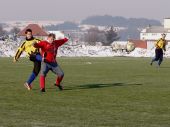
top-left (163, 46), bottom-right (166, 51)
top-left (163, 40), bottom-right (167, 51)
top-left (54, 38), bottom-right (68, 47)
top-left (13, 41), bottom-right (26, 62)
top-left (33, 41), bottom-right (44, 48)
top-left (34, 38), bottom-right (42, 43)
top-left (35, 38), bottom-right (41, 41)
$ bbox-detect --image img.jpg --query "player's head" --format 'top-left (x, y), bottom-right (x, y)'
top-left (161, 33), bottom-right (166, 39)
top-left (47, 33), bottom-right (56, 43)
top-left (25, 29), bottom-right (33, 39)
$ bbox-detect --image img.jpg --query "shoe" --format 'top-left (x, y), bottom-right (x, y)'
top-left (54, 83), bottom-right (63, 91)
top-left (150, 62), bottom-right (153, 66)
top-left (24, 83), bottom-right (32, 91)
top-left (40, 88), bottom-right (45, 92)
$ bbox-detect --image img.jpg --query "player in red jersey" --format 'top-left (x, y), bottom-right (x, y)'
top-left (34, 33), bottom-right (68, 92)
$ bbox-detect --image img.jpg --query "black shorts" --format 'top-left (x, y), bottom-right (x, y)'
top-left (29, 53), bottom-right (41, 76)
top-left (155, 48), bottom-right (163, 60)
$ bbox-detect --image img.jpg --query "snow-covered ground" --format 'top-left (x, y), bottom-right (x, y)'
top-left (1, 40), bottom-right (170, 58)
top-left (0, 41), bottom-right (19, 57)
top-left (58, 46), bottom-right (156, 57)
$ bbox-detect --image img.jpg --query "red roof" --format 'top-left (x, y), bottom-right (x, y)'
top-left (18, 24), bottom-right (48, 36)
top-left (128, 39), bottom-right (147, 49)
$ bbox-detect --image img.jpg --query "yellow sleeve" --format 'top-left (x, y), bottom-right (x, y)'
top-left (163, 40), bottom-right (167, 51)
top-left (14, 41), bottom-right (26, 61)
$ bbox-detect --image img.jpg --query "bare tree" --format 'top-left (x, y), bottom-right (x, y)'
top-left (84, 27), bottom-right (100, 45)
top-left (0, 25), bottom-right (6, 37)
top-left (84, 26), bottom-right (120, 46)
top-left (10, 27), bottom-right (20, 34)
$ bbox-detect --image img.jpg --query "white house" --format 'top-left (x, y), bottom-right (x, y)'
top-left (140, 18), bottom-right (170, 49)
top-left (140, 18), bottom-right (170, 41)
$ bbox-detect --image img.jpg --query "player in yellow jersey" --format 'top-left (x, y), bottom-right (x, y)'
top-left (14, 29), bottom-right (42, 90)
top-left (150, 33), bottom-right (167, 67)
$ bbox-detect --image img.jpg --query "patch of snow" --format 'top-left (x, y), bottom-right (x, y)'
top-left (0, 40), bottom-right (170, 58)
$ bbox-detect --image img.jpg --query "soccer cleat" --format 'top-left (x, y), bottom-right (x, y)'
top-left (54, 83), bottom-right (63, 91)
top-left (150, 62), bottom-right (153, 66)
top-left (24, 83), bottom-right (32, 91)
top-left (40, 88), bottom-right (45, 92)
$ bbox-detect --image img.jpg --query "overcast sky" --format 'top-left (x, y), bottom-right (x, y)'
top-left (0, 0), bottom-right (169, 22)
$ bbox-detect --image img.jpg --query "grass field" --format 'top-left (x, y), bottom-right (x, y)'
top-left (0, 57), bottom-right (170, 127)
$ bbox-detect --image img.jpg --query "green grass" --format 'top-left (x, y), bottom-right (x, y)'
top-left (0, 57), bottom-right (170, 127)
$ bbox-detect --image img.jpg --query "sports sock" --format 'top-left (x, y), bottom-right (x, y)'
top-left (40, 75), bottom-right (45, 89)
top-left (56, 76), bottom-right (63, 86)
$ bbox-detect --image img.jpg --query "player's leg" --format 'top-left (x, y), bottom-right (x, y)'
top-left (35, 53), bottom-right (42, 62)
top-left (51, 63), bottom-right (64, 90)
top-left (151, 49), bottom-right (159, 65)
top-left (26, 61), bottom-right (41, 84)
top-left (40, 62), bottom-right (49, 92)
top-left (24, 54), bottom-right (36, 90)
top-left (158, 50), bottom-right (163, 66)
top-left (25, 55), bottom-right (41, 90)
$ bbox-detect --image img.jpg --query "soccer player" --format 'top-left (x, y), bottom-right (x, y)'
top-left (150, 33), bottom-right (167, 67)
top-left (33, 33), bottom-right (68, 92)
top-left (14, 29), bottom-right (42, 90)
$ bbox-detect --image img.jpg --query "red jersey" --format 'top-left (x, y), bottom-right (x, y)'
top-left (34, 38), bottom-right (68, 62)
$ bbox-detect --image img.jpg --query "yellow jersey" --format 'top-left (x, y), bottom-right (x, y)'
top-left (155, 38), bottom-right (167, 50)
top-left (14, 38), bottom-right (41, 61)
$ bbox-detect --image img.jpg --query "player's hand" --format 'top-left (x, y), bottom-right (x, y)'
top-left (67, 34), bottom-right (71, 39)
top-left (32, 41), bottom-right (37, 46)
top-left (65, 34), bottom-right (71, 39)
top-left (13, 58), bottom-right (17, 63)
top-left (163, 51), bottom-right (166, 55)
top-left (61, 31), bottom-right (65, 34)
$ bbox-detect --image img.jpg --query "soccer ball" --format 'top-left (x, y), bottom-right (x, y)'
top-left (126, 42), bottom-right (135, 52)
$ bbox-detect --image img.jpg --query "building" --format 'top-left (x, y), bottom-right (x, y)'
top-left (18, 24), bottom-right (48, 39)
top-left (140, 18), bottom-right (170, 41)
top-left (128, 39), bottom-right (147, 49)
top-left (140, 18), bottom-right (170, 49)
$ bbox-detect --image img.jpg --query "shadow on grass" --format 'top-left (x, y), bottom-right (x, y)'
top-left (64, 82), bottom-right (142, 91)
top-left (32, 82), bottom-right (142, 91)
